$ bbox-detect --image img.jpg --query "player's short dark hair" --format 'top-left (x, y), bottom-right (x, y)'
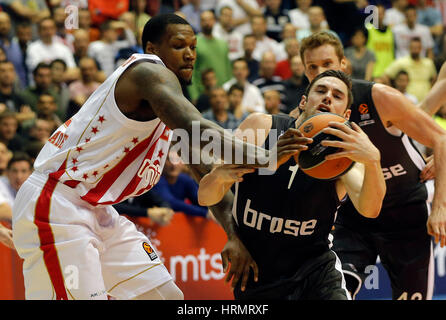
top-left (305, 70), bottom-right (353, 109)
top-left (7, 151), bottom-right (32, 170)
top-left (141, 13), bottom-right (190, 51)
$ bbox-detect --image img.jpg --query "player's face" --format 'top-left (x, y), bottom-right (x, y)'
top-left (149, 24), bottom-right (197, 85)
top-left (302, 44), bottom-right (346, 82)
top-left (301, 76), bottom-right (351, 119)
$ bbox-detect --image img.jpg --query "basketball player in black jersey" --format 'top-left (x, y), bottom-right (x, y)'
top-left (293, 32), bottom-right (446, 300)
top-left (198, 70), bottom-right (386, 300)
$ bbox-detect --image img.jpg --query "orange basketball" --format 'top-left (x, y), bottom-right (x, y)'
top-left (297, 112), bottom-right (355, 180)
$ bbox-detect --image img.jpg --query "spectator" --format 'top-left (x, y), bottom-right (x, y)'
top-left (25, 118), bottom-right (54, 144)
top-left (50, 59), bottom-right (70, 121)
top-left (240, 33), bottom-right (260, 82)
top-left (393, 5), bottom-right (435, 59)
top-left (250, 15), bottom-right (286, 62)
top-left (195, 68), bottom-right (217, 113)
top-left (23, 140), bottom-right (44, 164)
top-left (132, 0), bottom-right (151, 32)
top-left (0, 111), bottom-right (25, 153)
top-left (274, 37), bottom-right (300, 80)
top-left (25, 18), bottom-right (77, 81)
top-left (0, 141), bottom-right (11, 177)
top-left (366, 4), bottom-right (396, 78)
top-left (52, 5), bottom-right (74, 50)
top-left (188, 10), bottom-right (232, 103)
top-left (227, 83), bottom-right (249, 122)
top-left (384, 0), bottom-right (408, 28)
top-left (213, 6), bottom-right (244, 61)
top-left (252, 51), bottom-right (287, 111)
top-left (0, 12), bottom-right (27, 88)
top-left (0, 151), bottom-right (32, 208)
top-left (296, 6), bottom-right (338, 42)
top-left (384, 36), bottom-right (437, 101)
top-left (113, 190), bottom-right (175, 226)
top-left (0, 61), bottom-right (27, 113)
top-left (289, 0), bottom-right (312, 30)
top-left (2, 0), bottom-right (50, 25)
top-left (87, 19), bottom-right (137, 77)
top-left (344, 28), bottom-right (376, 81)
top-left (152, 151), bottom-right (209, 218)
top-left (180, 0), bottom-right (202, 33)
top-left (263, 89), bottom-right (285, 115)
top-left (203, 86), bottom-right (240, 130)
top-left (416, 0), bottom-right (443, 37)
top-left (14, 21), bottom-right (32, 85)
top-left (263, 0), bottom-right (291, 42)
top-left (19, 62), bottom-right (57, 112)
top-left (67, 57), bottom-right (101, 118)
top-left (22, 93), bottom-right (63, 133)
top-left (392, 69), bottom-right (419, 104)
top-left (223, 57), bottom-right (265, 113)
top-left (283, 54), bottom-right (307, 114)
top-left (216, 0), bottom-right (262, 36)
top-left (78, 8), bottom-right (101, 42)
top-left (277, 22), bottom-right (297, 53)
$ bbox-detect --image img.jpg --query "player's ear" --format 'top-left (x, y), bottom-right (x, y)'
top-left (343, 108), bottom-right (351, 120)
top-left (299, 95), bottom-right (307, 110)
top-left (145, 42), bottom-right (158, 55)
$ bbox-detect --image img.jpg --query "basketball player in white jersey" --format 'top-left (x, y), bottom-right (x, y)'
top-left (11, 14), bottom-right (296, 300)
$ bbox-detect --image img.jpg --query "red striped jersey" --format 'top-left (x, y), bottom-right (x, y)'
top-left (34, 54), bottom-right (173, 207)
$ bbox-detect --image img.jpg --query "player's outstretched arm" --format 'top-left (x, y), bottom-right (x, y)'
top-left (373, 84), bottom-right (446, 246)
top-left (419, 61), bottom-right (446, 116)
top-left (321, 121), bottom-right (385, 218)
top-left (131, 62), bottom-right (269, 166)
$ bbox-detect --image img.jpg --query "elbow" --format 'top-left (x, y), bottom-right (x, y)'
top-left (360, 206), bottom-right (381, 219)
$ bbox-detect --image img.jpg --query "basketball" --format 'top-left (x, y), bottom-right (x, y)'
top-left (297, 112), bottom-right (355, 180)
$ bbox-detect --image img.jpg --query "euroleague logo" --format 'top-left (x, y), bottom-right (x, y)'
top-left (358, 104), bottom-right (369, 114)
top-left (142, 242), bottom-right (158, 261)
top-left (303, 123), bottom-right (314, 133)
top-left (137, 158), bottom-right (161, 188)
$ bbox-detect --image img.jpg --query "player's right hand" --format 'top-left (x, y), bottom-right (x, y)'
top-left (221, 235), bottom-right (259, 292)
top-left (0, 224), bottom-right (14, 250)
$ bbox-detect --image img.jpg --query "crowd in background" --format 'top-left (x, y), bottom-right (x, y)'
top-left (0, 0), bottom-right (446, 234)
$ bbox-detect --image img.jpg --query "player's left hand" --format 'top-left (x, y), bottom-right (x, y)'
top-left (427, 210), bottom-right (446, 247)
top-left (221, 235), bottom-right (258, 292)
top-left (321, 121), bottom-right (381, 166)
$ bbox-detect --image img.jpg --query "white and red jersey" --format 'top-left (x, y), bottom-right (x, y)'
top-left (33, 54), bottom-right (173, 207)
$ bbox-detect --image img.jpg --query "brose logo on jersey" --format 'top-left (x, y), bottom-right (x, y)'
top-left (242, 199), bottom-right (317, 237)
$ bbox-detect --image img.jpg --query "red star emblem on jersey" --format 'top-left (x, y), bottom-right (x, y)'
top-left (91, 127), bottom-right (99, 134)
top-left (124, 147), bottom-right (130, 153)
top-left (98, 115), bottom-right (106, 123)
top-left (85, 137), bottom-right (91, 143)
top-left (71, 158), bottom-right (78, 165)
top-left (158, 150), bottom-right (164, 158)
top-left (82, 173), bottom-right (89, 180)
top-left (72, 166), bottom-right (78, 172)
top-left (76, 146), bottom-right (83, 152)
top-left (132, 137), bottom-right (139, 144)
top-left (92, 170), bottom-right (98, 177)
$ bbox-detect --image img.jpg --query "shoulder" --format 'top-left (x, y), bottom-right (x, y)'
top-left (238, 112), bottom-right (272, 131)
top-left (126, 60), bottom-right (178, 87)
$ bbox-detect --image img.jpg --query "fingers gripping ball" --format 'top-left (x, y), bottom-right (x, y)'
top-left (297, 112), bottom-right (355, 180)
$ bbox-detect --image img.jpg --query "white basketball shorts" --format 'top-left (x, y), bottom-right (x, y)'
top-left (12, 172), bottom-right (172, 300)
